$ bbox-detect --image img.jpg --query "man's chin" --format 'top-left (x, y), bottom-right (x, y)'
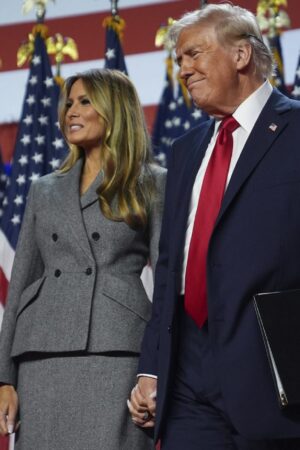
top-left (191, 96), bottom-right (206, 110)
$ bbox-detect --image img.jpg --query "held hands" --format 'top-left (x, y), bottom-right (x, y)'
top-left (127, 376), bottom-right (157, 428)
top-left (0, 384), bottom-right (19, 436)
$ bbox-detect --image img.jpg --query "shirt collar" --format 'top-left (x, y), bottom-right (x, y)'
top-left (213, 80), bottom-right (273, 135)
top-left (233, 80), bottom-right (273, 134)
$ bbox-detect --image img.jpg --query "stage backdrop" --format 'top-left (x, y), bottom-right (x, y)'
top-left (0, 0), bottom-right (300, 163)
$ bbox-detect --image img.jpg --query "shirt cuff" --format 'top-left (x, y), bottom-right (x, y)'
top-left (137, 373), bottom-right (158, 379)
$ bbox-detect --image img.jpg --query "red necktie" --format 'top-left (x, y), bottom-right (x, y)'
top-left (184, 116), bottom-right (240, 328)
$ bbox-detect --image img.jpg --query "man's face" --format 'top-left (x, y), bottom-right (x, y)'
top-left (176, 24), bottom-right (239, 117)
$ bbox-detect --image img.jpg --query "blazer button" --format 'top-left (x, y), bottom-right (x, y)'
top-left (54, 269), bottom-right (61, 277)
top-left (91, 232), bottom-right (100, 241)
top-left (167, 325), bottom-right (172, 333)
top-left (85, 267), bottom-right (92, 275)
top-left (52, 233), bottom-right (58, 242)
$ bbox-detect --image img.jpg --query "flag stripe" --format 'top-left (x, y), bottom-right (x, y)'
top-left (1, 1), bottom-right (298, 73)
top-left (0, 229), bottom-right (14, 281)
top-left (0, 1), bottom-right (299, 126)
top-left (0, 0), bottom-right (200, 72)
top-left (0, 0), bottom-right (177, 25)
top-left (0, 291), bottom-right (5, 319)
top-left (1, 25), bottom-right (300, 126)
top-left (0, 50), bottom-right (167, 123)
top-left (0, 268), bottom-right (9, 309)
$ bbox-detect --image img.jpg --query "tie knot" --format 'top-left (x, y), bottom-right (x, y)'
top-left (220, 116), bottom-right (240, 134)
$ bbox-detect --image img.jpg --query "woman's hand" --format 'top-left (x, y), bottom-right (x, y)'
top-left (0, 384), bottom-right (19, 436)
top-left (127, 376), bottom-right (157, 428)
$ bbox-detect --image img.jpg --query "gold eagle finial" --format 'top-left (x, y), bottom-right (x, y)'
top-left (256, 0), bottom-right (290, 37)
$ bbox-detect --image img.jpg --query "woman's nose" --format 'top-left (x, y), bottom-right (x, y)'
top-left (67, 103), bottom-right (79, 117)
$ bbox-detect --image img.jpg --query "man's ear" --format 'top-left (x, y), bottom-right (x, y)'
top-left (235, 42), bottom-right (252, 70)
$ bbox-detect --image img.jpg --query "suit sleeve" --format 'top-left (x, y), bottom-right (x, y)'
top-left (0, 182), bottom-right (44, 385)
top-left (138, 152), bottom-right (176, 376)
top-left (148, 166), bottom-right (167, 272)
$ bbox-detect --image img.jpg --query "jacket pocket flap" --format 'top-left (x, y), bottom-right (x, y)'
top-left (101, 274), bottom-right (151, 321)
top-left (16, 277), bottom-right (46, 318)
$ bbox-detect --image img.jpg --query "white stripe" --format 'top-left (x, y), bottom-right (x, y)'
top-left (281, 29), bottom-right (300, 83)
top-left (0, 302), bottom-right (4, 330)
top-left (1, 23), bottom-right (300, 125)
top-left (0, 50), bottom-right (166, 123)
top-left (0, 229), bottom-right (15, 281)
top-left (0, 30), bottom-right (299, 124)
top-left (141, 265), bottom-right (153, 301)
top-left (9, 434), bottom-right (15, 450)
top-left (0, 0), bottom-right (178, 25)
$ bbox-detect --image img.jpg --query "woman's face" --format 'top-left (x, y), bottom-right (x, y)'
top-left (64, 78), bottom-right (105, 151)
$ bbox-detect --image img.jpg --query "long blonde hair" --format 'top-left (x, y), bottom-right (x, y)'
top-left (59, 68), bottom-right (156, 230)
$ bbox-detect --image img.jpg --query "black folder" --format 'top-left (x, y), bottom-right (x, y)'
top-left (253, 288), bottom-right (300, 409)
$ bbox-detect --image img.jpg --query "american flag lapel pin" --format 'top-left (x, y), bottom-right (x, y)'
top-left (269, 123), bottom-right (278, 132)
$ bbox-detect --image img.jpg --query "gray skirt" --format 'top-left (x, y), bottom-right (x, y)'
top-left (15, 353), bottom-right (153, 450)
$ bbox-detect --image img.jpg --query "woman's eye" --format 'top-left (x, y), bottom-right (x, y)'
top-left (81, 98), bottom-right (90, 105)
top-left (65, 101), bottom-right (72, 109)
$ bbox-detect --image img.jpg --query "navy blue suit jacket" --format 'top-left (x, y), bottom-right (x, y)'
top-left (139, 89), bottom-right (300, 441)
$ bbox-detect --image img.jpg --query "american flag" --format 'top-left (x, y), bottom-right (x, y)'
top-left (291, 52), bottom-right (300, 99)
top-left (152, 58), bottom-right (208, 168)
top-left (1, 0), bottom-right (299, 150)
top-left (0, 152), bottom-right (7, 217)
top-left (104, 15), bottom-right (128, 74)
top-left (0, 29), bottom-right (67, 450)
top-left (268, 34), bottom-right (288, 95)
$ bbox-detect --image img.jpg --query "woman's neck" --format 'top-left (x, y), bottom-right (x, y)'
top-left (80, 150), bottom-right (102, 195)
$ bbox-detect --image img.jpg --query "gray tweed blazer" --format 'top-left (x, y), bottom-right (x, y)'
top-left (0, 158), bottom-right (166, 385)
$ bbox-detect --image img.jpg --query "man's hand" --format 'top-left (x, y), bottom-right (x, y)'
top-left (127, 376), bottom-right (157, 428)
top-left (0, 384), bottom-right (19, 436)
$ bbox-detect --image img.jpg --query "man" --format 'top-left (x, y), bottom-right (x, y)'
top-left (128, 3), bottom-right (300, 449)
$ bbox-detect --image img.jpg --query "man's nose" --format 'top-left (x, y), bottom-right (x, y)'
top-left (179, 59), bottom-right (193, 81)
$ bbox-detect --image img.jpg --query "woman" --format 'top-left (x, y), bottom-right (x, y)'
top-left (0, 69), bottom-right (166, 449)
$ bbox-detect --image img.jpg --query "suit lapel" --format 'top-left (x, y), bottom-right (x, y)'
top-left (81, 170), bottom-right (103, 210)
top-left (52, 158), bottom-right (95, 262)
top-left (172, 120), bottom-right (215, 268)
top-left (175, 119), bottom-right (215, 214)
top-left (215, 90), bottom-right (291, 228)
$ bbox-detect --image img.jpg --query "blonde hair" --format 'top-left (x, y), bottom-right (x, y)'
top-left (59, 68), bottom-right (155, 230)
top-left (169, 3), bottom-right (273, 79)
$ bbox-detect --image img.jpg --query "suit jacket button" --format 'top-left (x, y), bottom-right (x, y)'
top-left (52, 233), bottom-right (58, 242)
top-left (167, 325), bottom-right (172, 333)
top-left (86, 267), bottom-right (92, 275)
top-left (91, 232), bottom-right (100, 241)
top-left (54, 269), bottom-right (61, 277)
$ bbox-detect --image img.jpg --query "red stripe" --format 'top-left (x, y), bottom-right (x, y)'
top-left (0, 0), bottom-right (299, 73)
top-left (144, 104), bottom-right (158, 134)
top-left (0, 437), bottom-right (9, 450)
top-left (0, 0), bottom-right (200, 72)
top-left (0, 267), bottom-right (9, 306)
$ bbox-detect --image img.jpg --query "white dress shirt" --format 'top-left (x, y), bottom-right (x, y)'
top-left (138, 81), bottom-right (273, 380)
top-left (180, 80), bottom-right (273, 293)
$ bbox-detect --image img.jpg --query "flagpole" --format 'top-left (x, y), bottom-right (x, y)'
top-left (35, 3), bottom-right (46, 23)
top-left (110, 0), bottom-right (119, 16)
top-left (22, 0), bottom-right (49, 23)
